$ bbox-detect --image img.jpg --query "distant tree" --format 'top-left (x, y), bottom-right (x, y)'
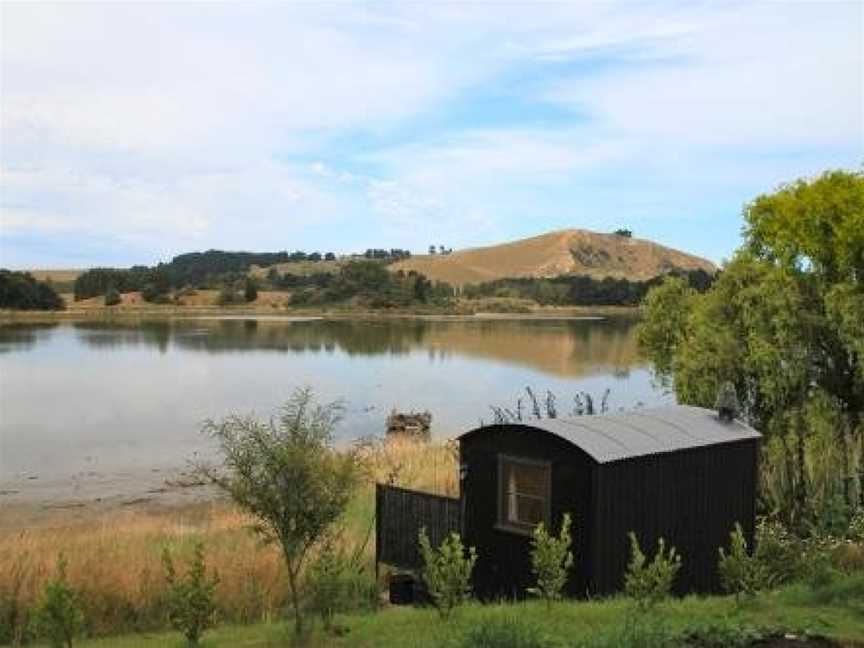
top-left (244, 278), bottom-right (258, 303)
top-left (0, 271), bottom-right (65, 311)
top-left (104, 286), bottom-right (121, 307)
top-left (324, 252), bottom-right (336, 261)
top-left (429, 245), bottom-right (437, 255)
top-left (438, 245), bottom-right (445, 255)
top-left (198, 388), bottom-right (362, 636)
top-left (614, 228), bottom-right (633, 238)
top-left (308, 252), bottom-right (322, 262)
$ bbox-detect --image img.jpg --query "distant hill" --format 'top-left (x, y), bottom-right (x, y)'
top-left (390, 229), bottom-right (716, 286)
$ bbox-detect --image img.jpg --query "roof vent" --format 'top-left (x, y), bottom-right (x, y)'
top-left (715, 382), bottom-right (739, 423)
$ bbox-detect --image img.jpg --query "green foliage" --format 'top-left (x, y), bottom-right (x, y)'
top-left (624, 532), bottom-right (682, 612)
top-left (614, 228), bottom-right (633, 238)
top-left (29, 555), bottom-right (85, 648)
top-left (287, 260), bottom-right (454, 308)
top-left (752, 518), bottom-right (804, 586)
top-left (161, 542), bottom-right (219, 647)
top-left (104, 286), bottom-right (121, 306)
top-left (718, 523), bottom-right (770, 600)
top-left (198, 388), bottom-right (362, 635)
top-left (574, 616), bottom-right (674, 648)
top-left (0, 269), bottom-right (65, 310)
top-left (216, 284), bottom-right (242, 305)
top-left (528, 513), bottom-right (574, 607)
top-left (418, 529), bottom-right (477, 621)
top-left (244, 278), bottom-right (258, 303)
top-left (463, 269), bottom-right (713, 307)
top-left (460, 616), bottom-right (556, 648)
top-left (637, 169), bottom-right (864, 529)
top-left (305, 530), bottom-right (377, 633)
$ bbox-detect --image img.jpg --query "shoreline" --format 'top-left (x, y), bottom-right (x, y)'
top-left (0, 303), bottom-right (640, 324)
top-left (0, 463), bottom-right (223, 530)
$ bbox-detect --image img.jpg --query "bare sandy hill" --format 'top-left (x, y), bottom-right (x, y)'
top-left (390, 229), bottom-right (716, 286)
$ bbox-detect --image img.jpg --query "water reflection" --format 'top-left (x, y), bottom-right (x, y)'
top-left (67, 317), bottom-right (641, 378)
top-left (0, 316), bottom-right (662, 481)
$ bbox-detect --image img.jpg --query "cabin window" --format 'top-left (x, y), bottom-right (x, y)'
top-left (498, 455), bottom-right (550, 534)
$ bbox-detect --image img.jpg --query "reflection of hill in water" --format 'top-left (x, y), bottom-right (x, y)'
top-left (67, 318), bottom-right (642, 378)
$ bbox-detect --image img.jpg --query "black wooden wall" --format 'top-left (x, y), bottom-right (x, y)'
top-left (589, 439), bottom-right (759, 595)
top-left (459, 425), bottom-right (595, 599)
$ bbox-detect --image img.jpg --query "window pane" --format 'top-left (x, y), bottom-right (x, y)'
top-left (501, 458), bottom-right (549, 529)
top-left (515, 495), bottom-right (545, 526)
top-left (509, 462), bottom-right (548, 498)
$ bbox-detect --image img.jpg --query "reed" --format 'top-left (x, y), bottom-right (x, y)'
top-left (0, 438), bottom-right (457, 640)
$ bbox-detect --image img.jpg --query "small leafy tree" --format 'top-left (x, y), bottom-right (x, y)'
top-left (198, 388), bottom-right (361, 635)
top-left (104, 286), bottom-right (121, 306)
top-left (718, 523), bottom-right (769, 601)
top-left (528, 513), bottom-right (574, 608)
top-left (623, 532), bottom-right (682, 612)
top-left (162, 541), bottom-right (219, 646)
top-left (418, 529), bottom-right (477, 620)
top-left (29, 555), bottom-right (84, 648)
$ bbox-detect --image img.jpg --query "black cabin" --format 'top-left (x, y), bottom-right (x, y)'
top-left (459, 405), bottom-right (761, 598)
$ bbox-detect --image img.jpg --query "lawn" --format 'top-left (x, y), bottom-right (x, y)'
top-left (56, 577), bottom-right (864, 648)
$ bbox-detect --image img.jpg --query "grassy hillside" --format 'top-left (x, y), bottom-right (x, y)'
top-left (391, 229), bottom-right (717, 286)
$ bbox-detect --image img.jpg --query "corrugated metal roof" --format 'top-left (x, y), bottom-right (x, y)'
top-left (462, 405), bottom-right (761, 464)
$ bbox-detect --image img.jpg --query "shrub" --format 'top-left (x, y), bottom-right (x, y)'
top-left (623, 532), bottom-right (681, 611)
top-left (418, 529), bottom-right (477, 620)
top-left (752, 518), bottom-right (803, 585)
top-left (848, 507), bottom-right (864, 542)
top-left (244, 278), bottom-right (258, 303)
top-left (528, 513), bottom-right (574, 608)
top-left (104, 286), bottom-right (121, 306)
top-left (306, 534), bottom-right (377, 633)
top-left (718, 522), bottom-right (770, 600)
top-left (162, 541), bottom-right (219, 647)
top-left (217, 284), bottom-right (241, 305)
top-left (29, 554), bottom-right (85, 648)
top-left (461, 616), bottom-right (556, 648)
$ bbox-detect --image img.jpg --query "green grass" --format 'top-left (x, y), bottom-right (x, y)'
top-left (48, 577), bottom-right (864, 648)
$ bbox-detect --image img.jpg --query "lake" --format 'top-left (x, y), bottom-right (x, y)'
top-left (0, 316), bottom-right (669, 481)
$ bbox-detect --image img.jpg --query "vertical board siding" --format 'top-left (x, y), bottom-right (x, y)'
top-left (460, 425), bottom-right (594, 600)
top-left (591, 440), bottom-right (759, 595)
top-left (375, 483), bottom-right (461, 570)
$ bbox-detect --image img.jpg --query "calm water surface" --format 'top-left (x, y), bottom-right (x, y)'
top-left (0, 317), bottom-right (670, 480)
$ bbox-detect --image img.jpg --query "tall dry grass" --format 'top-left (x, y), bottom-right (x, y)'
top-left (0, 438), bottom-right (457, 641)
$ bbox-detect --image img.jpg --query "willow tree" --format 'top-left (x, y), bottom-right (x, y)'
top-left (638, 170), bottom-right (864, 532)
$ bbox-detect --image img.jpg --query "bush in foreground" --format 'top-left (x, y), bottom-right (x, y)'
top-left (29, 554), bottom-right (84, 648)
top-left (528, 513), bottom-right (574, 608)
top-left (419, 529), bottom-right (477, 621)
top-left (624, 532), bottom-right (681, 612)
top-left (162, 541), bottom-right (219, 647)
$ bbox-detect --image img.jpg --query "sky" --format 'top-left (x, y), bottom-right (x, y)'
top-left (1, 1), bottom-right (862, 269)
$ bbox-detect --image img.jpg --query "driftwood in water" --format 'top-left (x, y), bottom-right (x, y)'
top-left (386, 410), bottom-right (432, 441)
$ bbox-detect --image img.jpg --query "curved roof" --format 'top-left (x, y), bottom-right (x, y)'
top-left (460, 405), bottom-right (761, 464)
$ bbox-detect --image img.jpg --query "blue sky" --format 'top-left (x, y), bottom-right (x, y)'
top-left (1, 1), bottom-right (861, 269)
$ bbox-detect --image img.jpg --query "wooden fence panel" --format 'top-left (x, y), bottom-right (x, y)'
top-left (376, 483), bottom-right (461, 571)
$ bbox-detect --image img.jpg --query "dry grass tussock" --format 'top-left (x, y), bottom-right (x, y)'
top-left (0, 438), bottom-right (457, 639)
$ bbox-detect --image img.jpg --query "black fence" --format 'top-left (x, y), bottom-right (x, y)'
top-left (376, 483), bottom-right (461, 571)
